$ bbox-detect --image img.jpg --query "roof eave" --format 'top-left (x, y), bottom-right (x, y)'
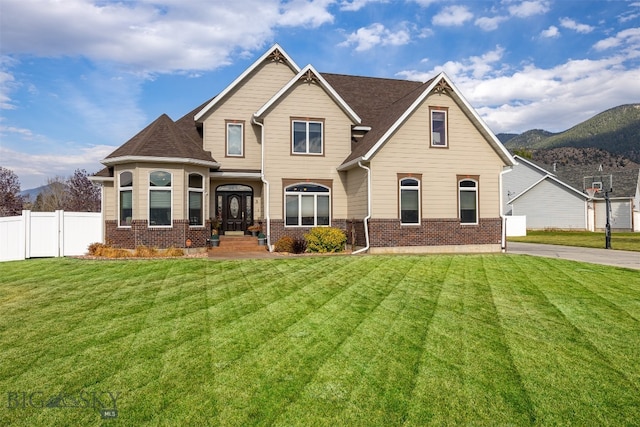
top-left (102, 156), bottom-right (220, 169)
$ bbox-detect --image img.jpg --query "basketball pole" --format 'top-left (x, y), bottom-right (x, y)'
top-left (605, 188), bottom-right (612, 249)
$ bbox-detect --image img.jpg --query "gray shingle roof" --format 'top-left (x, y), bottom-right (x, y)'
top-left (104, 113), bottom-right (215, 164)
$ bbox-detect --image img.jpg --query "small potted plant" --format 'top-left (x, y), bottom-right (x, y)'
top-left (248, 224), bottom-right (261, 236)
top-left (257, 232), bottom-right (266, 246)
top-left (210, 234), bottom-right (220, 247)
top-left (211, 216), bottom-right (221, 235)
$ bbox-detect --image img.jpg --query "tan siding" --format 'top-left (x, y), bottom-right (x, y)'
top-left (371, 92), bottom-right (505, 219)
top-left (201, 61), bottom-right (296, 170)
top-left (346, 166), bottom-right (368, 218)
top-left (103, 181), bottom-right (115, 220)
top-left (263, 81), bottom-right (355, 220)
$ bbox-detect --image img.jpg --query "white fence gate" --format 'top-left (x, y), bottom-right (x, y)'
top-left (0, 210), bottom-right (102, 262)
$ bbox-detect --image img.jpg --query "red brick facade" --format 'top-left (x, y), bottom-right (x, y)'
top-left (367, 218), bottom-right (502, 247)
top-left (105, 219), bottom-right (211, 249)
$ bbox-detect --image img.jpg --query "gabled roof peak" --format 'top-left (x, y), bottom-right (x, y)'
top-left (194, 44), bottom-right (300, 122)
top-left (254, 64), bottom-right (361, 124)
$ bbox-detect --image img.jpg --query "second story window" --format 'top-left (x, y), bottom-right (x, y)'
top-left (431, 108), bottom-right (448, 147)
top-left (226, 121), bottom-right (244, 157)
top-left (292, 119), bottom-right (323, 155)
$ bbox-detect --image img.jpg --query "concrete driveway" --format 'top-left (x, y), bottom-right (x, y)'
top-left (507, 242), bottom-right (640, 270)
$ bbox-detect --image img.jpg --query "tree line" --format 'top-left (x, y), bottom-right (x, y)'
top-left (0, 167), bottom-right (101, 216)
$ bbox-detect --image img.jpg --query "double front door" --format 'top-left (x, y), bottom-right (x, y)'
top-left (216, 185), bottom-right (253, 234)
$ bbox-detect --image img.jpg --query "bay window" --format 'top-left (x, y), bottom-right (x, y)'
top-left (188, 173), bottom-right (203, 226)
top-left (149, 171), bottom-right (172, 226)
top-left (119, 171), bottom-right (133, 227)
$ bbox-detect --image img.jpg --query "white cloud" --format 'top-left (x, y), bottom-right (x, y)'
top-left (594, 27), bottom-right (640, 51)
top-left (279, 0), bottom-right (335, 27)
top-left (396, 49), bottom-right (640, 134)
top-left (559, 17), bottom-right (594, 34)
top-left (432, 5), bottom-right (473, 27)
top-left (0, 0), bottom-right (335, 75)
top-left (508, 1), bottom-right (550, 18)
top-left (340, 23), bottom-right (411, 52)
top-left (475, 16), bottom-right (508, 31)
top-left (340, 0), bottom-right (389, 12)
top-left (540, 25), bottom-right (560, 38)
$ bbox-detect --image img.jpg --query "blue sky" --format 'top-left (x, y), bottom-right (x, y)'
top-left (1, 0), bottom-right (639, 190)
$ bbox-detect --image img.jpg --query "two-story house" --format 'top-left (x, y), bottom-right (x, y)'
top-left (92, 44), bottom-right (516, 253)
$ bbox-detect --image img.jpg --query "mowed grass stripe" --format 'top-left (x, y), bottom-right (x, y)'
top-left (205, 257), bottom-right (404, 425)
top-left (534, 258), bottom-right (640, 389)
top-left (406, 255), bottom-right (534, 426)
top-left (273, 255), bottom-right (448, 426)
top-left (488, 255), bottom-right (640, 425)
top-left (1, 255), bottom-right (639, 426)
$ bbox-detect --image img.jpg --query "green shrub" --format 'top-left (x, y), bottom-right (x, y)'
top-left (304, 227), bottom-right (346, 253)
top-left (274, 236), bottom-right (294, 252)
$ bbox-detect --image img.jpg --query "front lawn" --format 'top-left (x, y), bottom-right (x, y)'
top-left (1, 255), bottom-right (639, 426)
top-left (509, 230), bottom-right (640, 251)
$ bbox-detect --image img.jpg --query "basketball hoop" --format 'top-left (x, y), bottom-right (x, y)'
top-left (585, 187), bottom-right (598, 198)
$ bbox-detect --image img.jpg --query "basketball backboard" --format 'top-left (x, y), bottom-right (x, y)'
top-left (583, 174), bottom-right (613, 196)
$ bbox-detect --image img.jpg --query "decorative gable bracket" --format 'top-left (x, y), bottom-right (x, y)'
top-left (268, 48), bottom-right (288, 65)
top-left (432, 78), bottom-right (452, 95)
top-left (299, 69), bottom-right (318, 84)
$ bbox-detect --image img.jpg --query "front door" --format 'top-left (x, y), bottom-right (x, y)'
top-left (216, 185), bottom-right (254, 234)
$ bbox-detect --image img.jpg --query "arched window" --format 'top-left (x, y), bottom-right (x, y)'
top-left (188, 173), bottom-right (204, 226)
top-left (400, 178), bottom-right (420, 224)
top-left (459, 179), bottom-right (478, 224)
top-left (285, 184), bottom-right (330, 226)
top-left (119, 171), bottom-right (133, 227)
top-left (149, 171), bottom-right (172, 226)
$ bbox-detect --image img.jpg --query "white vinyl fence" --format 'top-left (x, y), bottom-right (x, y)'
top-left (0, 210), bottom-right (102, 262)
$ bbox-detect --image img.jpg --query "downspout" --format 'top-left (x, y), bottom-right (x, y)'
top-left (499, 166), bottom-right (513, 252)
top-left (252, 117), bottom-right (272, 251)
top-left (352, 161), bottom-right (371, 255)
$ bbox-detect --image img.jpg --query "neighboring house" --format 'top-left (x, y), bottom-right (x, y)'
top-left (91, 44), bottom-right (516, 253)
top-left (504, 155), bottom-right (640, 231)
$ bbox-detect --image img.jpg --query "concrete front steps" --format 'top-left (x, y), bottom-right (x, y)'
top-left (208, 235), bottom-right (268, 255)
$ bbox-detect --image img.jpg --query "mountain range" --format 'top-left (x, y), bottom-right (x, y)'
top-left (498, 104), bottom-right (640, 166)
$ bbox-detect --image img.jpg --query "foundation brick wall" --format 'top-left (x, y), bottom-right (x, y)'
top-left (346, 219), bottom-right (367, 247)
top-left (367, 218), bottom-right (502, 247)
top-left (105, 219), bottom-right (211, 249)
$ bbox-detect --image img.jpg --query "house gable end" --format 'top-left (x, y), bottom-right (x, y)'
top-left (194, 44), bottom-right (300, 122)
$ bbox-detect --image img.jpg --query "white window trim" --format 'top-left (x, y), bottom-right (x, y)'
top-left (431, 109), bottom-right (448, 147)
top-left (226, 121), bottom-right (244, 157)
top-left (149, 171), bottom-right (173, 228)
top-left (400, 178), bottom-right (421, 225)
top-left (284, 184), bottom-right (331, 227)
top-left (459, 179), bottom-right (478, 225)
top-left (118, 171), bottom-right (133, 228)
top-left (292, 119), bottom-right (324, 155)
top-left (188, 173), bottom-right (204, 227)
